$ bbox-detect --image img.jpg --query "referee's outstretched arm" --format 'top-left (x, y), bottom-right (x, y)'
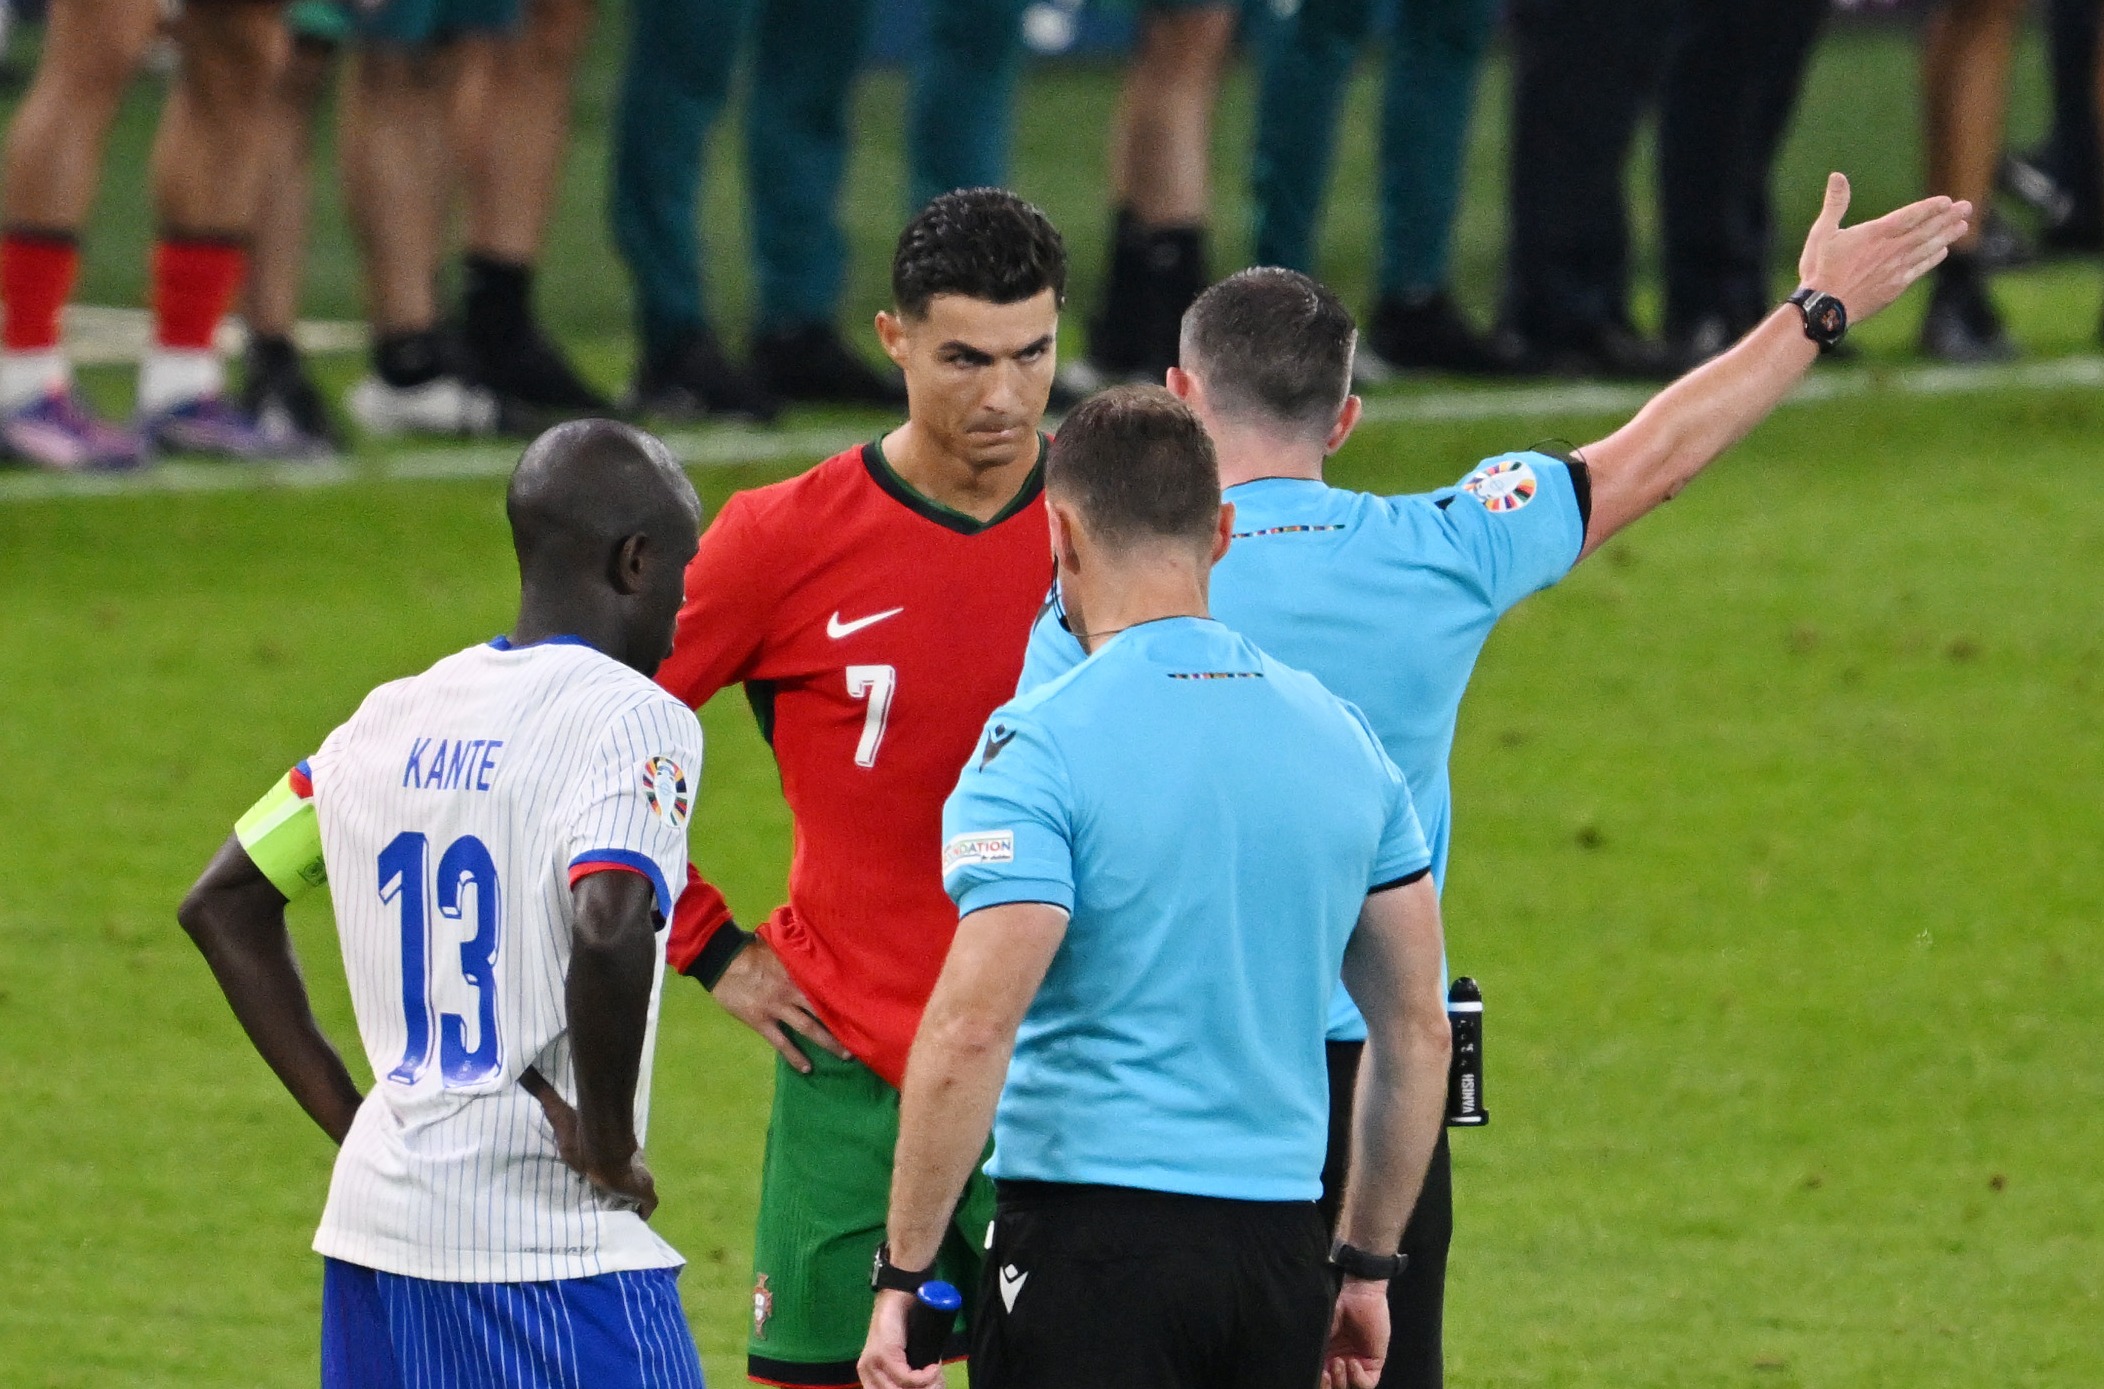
top-left (1327, 874), bottom-right (1452, 1389)
top-left (1576, 174), bottom-right (1971, 560)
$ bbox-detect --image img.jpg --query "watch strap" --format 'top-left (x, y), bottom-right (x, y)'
top-left (871, 1242), bottom-right (935, 1295)
top-left (1328, 1239), bottom-right (1407, 1281)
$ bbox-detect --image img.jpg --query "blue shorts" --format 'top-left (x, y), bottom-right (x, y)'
top-left (321, 1257), bottom-right (706, 1389)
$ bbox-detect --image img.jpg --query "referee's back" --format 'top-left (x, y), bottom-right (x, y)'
top-left (944, 612), bottom-right (1428, 1199)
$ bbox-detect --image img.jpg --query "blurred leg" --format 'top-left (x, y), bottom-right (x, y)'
top-left (1115, 3), bottom-right (1238, 227)
top-left (1923, 0), bottom-right (2027, 254)
top-left (0, 0), bottom-right (159, 232)
top-left (909, 0), bottom-right (1028, 208)
top-left (1502, 0), bottom-right (1674, 366)
top-left (1920, 0), bottom-right (2025, 360)
top-left (744, 0), bottom-right (874, 334)
top-left (340, 42), bottom-right (458, 339)
top-left (1658, 0), bottom-right (1824, 344)
top-left (610, 0), bottom-right (744, 357)
top-left (246, 34), bottom-right (338, 342)
top-left (1250, 0), bottom-right (1374, 273)
top-left (1376, 0), bottom-right (1497, 300)
top-left (0, 0), bottom-right (157, 459)
top-left (459, 0), bottom-right (593, 264)
top-left (1085, 2), bottom-right (1238, 378)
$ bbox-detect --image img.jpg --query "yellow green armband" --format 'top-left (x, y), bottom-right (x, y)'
top-left (235, 764), bottom-right (327, 900)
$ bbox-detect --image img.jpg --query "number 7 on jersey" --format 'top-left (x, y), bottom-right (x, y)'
top-left (847, 664), bottom-right (896, 768)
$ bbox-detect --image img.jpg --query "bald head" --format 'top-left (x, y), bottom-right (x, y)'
top-left (504, 420), bottom-right (702, 675)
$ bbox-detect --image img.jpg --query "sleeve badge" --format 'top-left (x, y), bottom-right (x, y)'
top-left (641, 756), bottom-right (691, 829)
top-left (1461, 458), bottom-right (1538, 513)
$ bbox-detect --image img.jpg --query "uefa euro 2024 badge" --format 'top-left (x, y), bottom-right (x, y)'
top-left (1461, 458), bottom-right (1538, 513)
top-left (753, 1272), bottom-right (773, 1339)
top-left (641, 756), bottom-right (690, 830)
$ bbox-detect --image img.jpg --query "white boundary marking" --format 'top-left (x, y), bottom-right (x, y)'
top-left (4, 353), bottom-right (2101, 504)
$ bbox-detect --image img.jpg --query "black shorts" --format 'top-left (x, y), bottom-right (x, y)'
top-left (1320, 1039), bottom-right (1455, 1389)
top-left (970, 1180), bottom-right (1334, 1389)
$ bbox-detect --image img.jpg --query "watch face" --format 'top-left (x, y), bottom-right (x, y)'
top-left (1810, 297), bottom-right (1845, 339)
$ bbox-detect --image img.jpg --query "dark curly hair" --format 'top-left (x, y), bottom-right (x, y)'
top-left (892, 188), bottom-right (1067, 319)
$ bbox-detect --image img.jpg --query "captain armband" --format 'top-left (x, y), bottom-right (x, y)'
top-left (234, 768), bottom-right (328, 901)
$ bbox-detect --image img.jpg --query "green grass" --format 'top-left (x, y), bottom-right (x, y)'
top-left (4, 16), bottom-right (2103, 1389)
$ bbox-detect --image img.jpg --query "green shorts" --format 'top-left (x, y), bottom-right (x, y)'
top-left (356, 0), bottom-right (520, 45)
top-left (286, 0), bottom-right (350, 44)
top-left (748, 1045), bottom-right (997, 1388)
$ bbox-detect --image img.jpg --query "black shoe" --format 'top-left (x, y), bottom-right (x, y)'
top-left (751, 323), bottom-right (907, 408)
top-left (1504, 318), bottom-right (1675, 380)
top-left (1364, 290), bottom-right (1519, 376)
top-left (1919, 255), bottom-right (2014, 363)
top-left (241, 334), bottom-right (342, 453)
top-left (460, 318), bottom-right (612, 415)
top-left (628, 327), bottom-right (780, 424)
top-left (1663, 314), bottom-right (1738, 373)
top-left (2001, 150), bottom-right (2104, 255)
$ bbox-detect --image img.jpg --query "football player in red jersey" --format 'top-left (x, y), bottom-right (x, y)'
top-left (653, 189), bottom-right (1065, 1388)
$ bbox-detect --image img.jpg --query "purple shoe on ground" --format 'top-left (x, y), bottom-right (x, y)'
top-left (142, 394), bottom-right (325, 461)
top-left (0, 389), bottom-right (146, 472)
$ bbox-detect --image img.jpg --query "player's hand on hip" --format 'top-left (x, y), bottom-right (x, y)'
top-left (858, 1290), bottom-right (941, 1389)
top-left (1796, 172), bottom-right (1972, 324)
top-left (1323, 1277), bottom-right (1390, 1389)
top-left (712, 936), bottom-right (853, 1073)
top-left (521, 1066), bottom-right (661, 1220)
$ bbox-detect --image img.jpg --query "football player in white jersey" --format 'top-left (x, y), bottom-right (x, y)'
top-left (178, 420), bottom-right (710, 1389)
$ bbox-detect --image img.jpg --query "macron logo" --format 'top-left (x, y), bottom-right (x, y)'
top-left (999, 1264), bottom-right (1027, 1312)
top-left (826, 607), bottom-right (903, 640)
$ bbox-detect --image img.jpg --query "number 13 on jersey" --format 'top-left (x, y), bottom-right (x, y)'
top-left (378, 831), bottom-right (503, 1088)
top-left (847, 664), bottom-right (896, 768)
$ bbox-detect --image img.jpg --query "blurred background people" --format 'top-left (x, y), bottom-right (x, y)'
top-left (1658, 0), bottom-right (1830, 364)
top-left (1060, 0), bottom-right (1241, 390)
top-left (343, 0), bottom-right (606, 439)
top-left (0, 0), bottom-right (290, 470)
top-left (612, 0), bottom-right (1028, 421)
top-left (240, 1), bottom-right (344, 455)
top-left (2001, 0), bottom-right (2102, 256)
top-left (1250, 0), bottom-right (1505, 377)
top-left (1918, 0), bottom-right (2030, 361)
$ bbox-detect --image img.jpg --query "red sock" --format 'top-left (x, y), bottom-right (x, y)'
top-left (2, 231), bottom-right (80, 353)
top-left (151, 236), bottom-right (247, 352)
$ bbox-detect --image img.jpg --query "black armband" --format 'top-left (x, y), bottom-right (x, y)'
top-left (686, 922), bottom-right (755, 990)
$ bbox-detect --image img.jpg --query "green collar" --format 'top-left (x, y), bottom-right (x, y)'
top-left (861, 434), bottom-right (1047, 536)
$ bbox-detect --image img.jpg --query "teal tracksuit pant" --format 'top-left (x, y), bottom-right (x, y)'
top-left (612, 0), bottom-right (1027, 358)
top-left (1251, 0), bottom-right (1498, 300)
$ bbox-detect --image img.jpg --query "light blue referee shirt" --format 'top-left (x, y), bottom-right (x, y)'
top-left (943, 617), bottom-right (1431, 1202)
top-left (1017, 450), bottom-right (1588, 1041)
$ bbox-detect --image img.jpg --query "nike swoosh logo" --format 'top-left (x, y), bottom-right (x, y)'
top-left (826, 607), bottom-right (904, 640)
top-left (998, 1265), bottom-right (1027, 1312)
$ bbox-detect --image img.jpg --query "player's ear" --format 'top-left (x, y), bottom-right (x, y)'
top-left (1211, 502), bottom-right (1235, 563)
top-left (610, 533), bottom-right (649, 596)
top-left (1164, 366), bottom-right (1195, 402)
top-left (875, 310), bottom-right (909, 367)
top-left (1324, 394), bottom-right (1363, 456)
top-left (1047, 498), bottom-right (1083, 573)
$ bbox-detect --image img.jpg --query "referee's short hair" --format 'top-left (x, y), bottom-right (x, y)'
top-left (1048, 385), bottom-right (1220, 552)
top-left (1180, 268), bottom-right (1356, 438)
top-left (892, 188), bottom-right (1067, 318)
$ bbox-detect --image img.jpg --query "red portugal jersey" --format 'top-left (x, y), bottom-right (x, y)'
top-left (659, 440), bottom-right (1053, 1086)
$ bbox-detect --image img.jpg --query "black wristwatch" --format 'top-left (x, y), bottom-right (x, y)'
top-left (871, 1241), bottom-right (934, 1295)
top-left (1788, 287), bottom-right (1848, 351)
top-left (1328, 1239), bottom-right (1407, 1281)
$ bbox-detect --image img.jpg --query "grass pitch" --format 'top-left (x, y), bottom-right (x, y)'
top-left (2, 17), bottom-right (2102, 1389)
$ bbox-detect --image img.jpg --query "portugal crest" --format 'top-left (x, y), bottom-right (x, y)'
top-left (753, 1272), bottom-right (774, 1339)
top-left (1461, 458), bottom-right (1538, 513)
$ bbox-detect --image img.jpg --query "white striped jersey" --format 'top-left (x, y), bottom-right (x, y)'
top-left (300, 636), bottom-right (703, 1283)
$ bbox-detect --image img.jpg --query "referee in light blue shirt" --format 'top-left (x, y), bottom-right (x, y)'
top-left (1016, 177), bottom-right (1972, 1387)
top-left (855, 386), bottom-right (1455, 1389)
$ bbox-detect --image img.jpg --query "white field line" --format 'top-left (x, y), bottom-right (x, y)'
top-left (4, 353), bottom-right (2100, 505)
